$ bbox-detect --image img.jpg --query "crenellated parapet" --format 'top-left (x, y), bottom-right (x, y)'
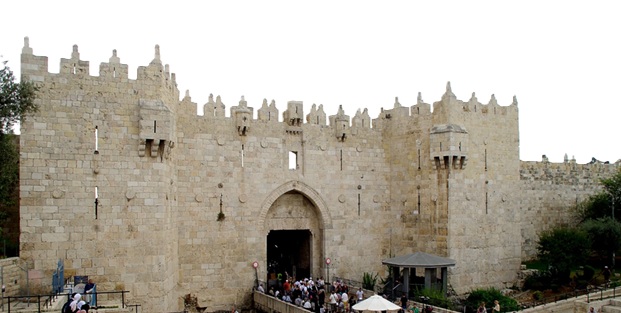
top-left (411, 92), bottom-right (432, 116)
top-left (20, 39), bottom-right (180, 105)
top-left (257, 99), bottom-right (279, 122)
top-left (306, 104), bottom-right (327, 126)
top-left (98, 49), bottom-right (129, 79)
top-left (520, 157), bottom-right (620, 184)
top-left (203, 94), bottom-right (227, 118)
top-left (60, 44), bottom-right (89, 76)
top-left (351, 108), bottom-right (371, 128)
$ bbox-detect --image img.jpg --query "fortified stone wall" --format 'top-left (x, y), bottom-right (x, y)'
top-left (0, 258), bottom-right (29, 297)
top-left (19, 39), bottom-right (180, 312)
top-left (173, 94), bottom-right (391, 309)
top-left (16, 37), bottom-right (619, 312)
top-left (520, 158), bottom-right (620, 260)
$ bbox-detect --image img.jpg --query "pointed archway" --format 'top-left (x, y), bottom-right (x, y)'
top-left (259, 181), bottom-right (332, 284)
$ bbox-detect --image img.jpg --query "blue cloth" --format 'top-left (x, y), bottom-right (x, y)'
top-left (87, 285), bottom-right (97, 307)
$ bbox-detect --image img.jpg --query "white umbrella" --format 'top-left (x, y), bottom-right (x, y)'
top-left (352, 295), bottom-right (402, 312)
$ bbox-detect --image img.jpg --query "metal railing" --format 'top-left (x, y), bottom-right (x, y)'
top-left (2, 290), bottom-right (130, 313)
top-left (516, 285), bottom-right (618, 310)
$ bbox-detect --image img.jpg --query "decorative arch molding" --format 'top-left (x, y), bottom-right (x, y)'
top-left (259, 180), bottom-right (333, 230)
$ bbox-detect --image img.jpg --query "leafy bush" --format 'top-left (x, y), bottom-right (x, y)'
top-left (465, 288), bottom-right (519, 313)
top-left (412, 288), bottom-right (454, 310)
top-left (362, 272), bottom-right (378, 290)
top-left (532, 291), bottom-right (543, 301)
top-left (577, 265), bottom-right (596, 281)
top-left (523, 270), bottom-right (554, 291)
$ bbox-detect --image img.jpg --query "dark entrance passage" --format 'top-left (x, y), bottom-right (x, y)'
top-left (267, 229), bottom-right (312, 284)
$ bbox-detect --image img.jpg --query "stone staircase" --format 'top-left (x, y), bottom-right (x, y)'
top-left (601, 298), bottom-right (621, 313)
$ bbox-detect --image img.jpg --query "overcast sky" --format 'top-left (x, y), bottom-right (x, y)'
top-left (2, 1), bottom-right (620, 164)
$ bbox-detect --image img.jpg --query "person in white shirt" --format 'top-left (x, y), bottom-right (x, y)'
top-left (356, 288), bottom-right (364, 301)
top-left (303, 298), bottom-right (312, 310)
top-left (341, 292), bottom-right (349, 312)
top-left (329, 291), bottom-right (337, 304)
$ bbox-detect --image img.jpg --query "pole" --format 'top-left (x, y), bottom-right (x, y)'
top-left (613, 193), bottom-right (616, 269)
top-left (1, 266), bottom-right (4, 310)
top-left (327, 264), bottom-right (330, 286)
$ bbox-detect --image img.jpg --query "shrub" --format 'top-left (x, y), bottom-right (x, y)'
top-left (412, 288), bottom-right (454, 310)
top-left (465, 288), bottom-right (519, 312)
top-left (523, 270), bottom-right (554, 291)
top-left (577, 265), bottom-right (596, 281)
top-left (532, 291), bottom-right (543, 301)
top-left (362, 272), bottom-right (378, 290)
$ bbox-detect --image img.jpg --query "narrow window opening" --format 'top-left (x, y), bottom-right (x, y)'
top-left (113, 67), bottom-right (117, 78)
top-left (485, 149), bottom-right (488, 171)
top-left (474, 105), bottom-right (477, 112)
top-left (316, 116), bottom-right (319, 124)
top-left (72, 64), bottom-right (76, 74)
top-left (153, 120), bottom-right (157, 133)
top-left (418, 149), bottom-right (421, 170)
top-left (289, 151), bottom-right (298, 170)
top-left (94, 126), bottom-right (99, 154)
top-left (94, 186), bottom-right (99, 219)
top-left (340, 149), bottom-right (343, 171)
top-left (459, 142), bottom-right (462, 151)
top-left (417, 190), bottom-right (421, 213)
top-left (440, 142), bottom-right (442, 151)
top-left (357, 193), bottom-right (361, 216)
top-left (485, 192), bottom-right (488, 214)
top-left (241, 144), bottom-right (245, 168)
top-left (417, 107), bottom-right (420, 114)
top-left (213, 106), bottom-right (217, 117)
top-left (295, 106), bottom-right (298, 113)
top-left (268, 111), bottom-right (271, 121)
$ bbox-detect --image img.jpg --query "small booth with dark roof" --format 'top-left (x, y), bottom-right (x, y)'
top-left (382, 252), bottom-right (456, 298)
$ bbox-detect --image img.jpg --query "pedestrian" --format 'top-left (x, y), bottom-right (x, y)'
top-left (603, 266), bottom-right (612, 284)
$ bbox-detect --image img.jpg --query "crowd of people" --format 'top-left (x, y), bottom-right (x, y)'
top-left (256, 276), bottom-right (364, 313)
top-left (256, 276), bottom-right (441, 313)
top-left (62, 279), bottom-right (97, 313)
top-left (64, 293), bottom-right (91, 313)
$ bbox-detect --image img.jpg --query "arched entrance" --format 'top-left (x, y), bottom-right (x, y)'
top-left (267, 229), bottom-right (312, 279)
top-left (260, 181), bottom-right (332, 286)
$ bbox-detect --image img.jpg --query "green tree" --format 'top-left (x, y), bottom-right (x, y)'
top-left (580, 217), bottom-right (621, 264)
top-left (0, 60), bottom-right (38, 244)
top-left (577, 169), bottom-right (621, 222)
top-left (537, 227), bottom-right (591, 284)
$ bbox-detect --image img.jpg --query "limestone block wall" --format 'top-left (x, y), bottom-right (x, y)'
top-left (0, 258), bottom-right (28, 297)
top-left (372, 100), bottom-right (442, 256)
top-left (519, 160), bottom-right (620, 260)
top-left (19, 38), bottom-right (612, 312)
top-left (19, 43), bottom-right (180, 313)
top-left (427, 88), bottom-right (521, 293)
top-left (174, 97), bottom-right (391, 309)
top-left (367, 88), bottom-right (522, 294)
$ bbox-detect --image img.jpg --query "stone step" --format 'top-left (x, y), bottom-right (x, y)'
top-left (603, 305), bottom-right (621, 313)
